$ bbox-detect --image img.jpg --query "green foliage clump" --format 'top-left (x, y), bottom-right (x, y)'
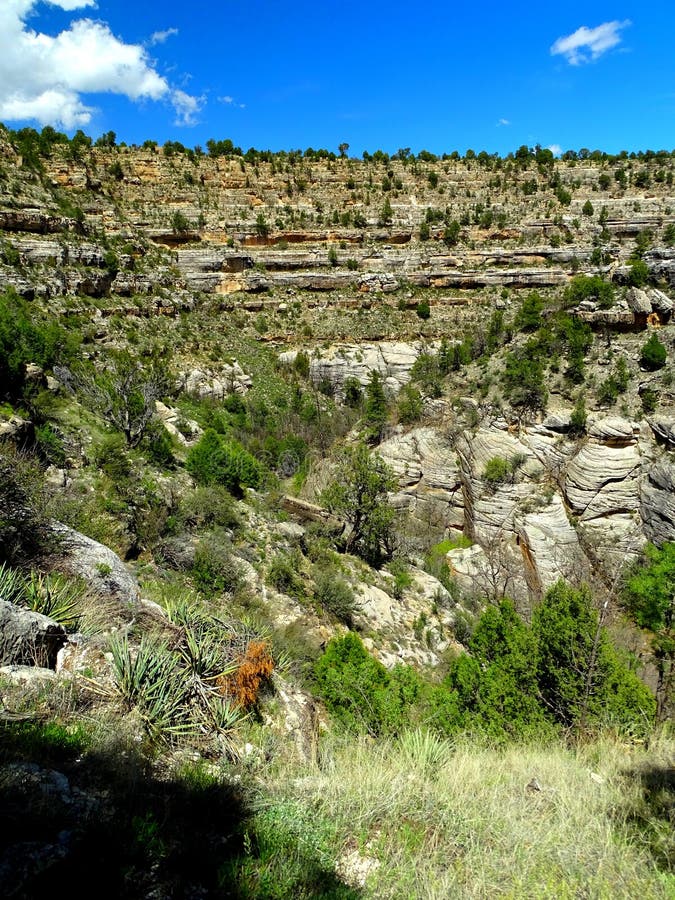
top-left (627, 258), bottom-right (650, 287)
top-left (410, 353), bottom-right (442, 398)
top-left (314, 569), bottom-right (357, 624)
top-left (316, 583), bottom-right (655, 742)
top-left (0, 288), bottom-right (79, 400)
top-left (267, 553), bottom-right (305, 599)
top-left (514, 292), bottom-right (544, 332)
top-left (640, 333), bottom-right (667, 371)
top-left (363, 369), bottom-right (388, 443)
top-left (438, 601), bottom-right (553, 741)
top-left (482, 456), bottom-right (511, 487)
top-left (532, 582), bottom-right (655, 731)
top-left (502, 341), bottom-right (548, 414)
top-left (186, 429), bottom-right (263, 496)
top-left (0, 446), bottom-right (51, 564)
top-left (563, 275), bottom-right (614, 310)
top-left (314, 633), bottom-right (422, 736)
top-left (397, 384), bottom-right (423, 424)
top-left (624, 543), bottom-right (675, 719)
top-left (191, 533), bottom-right (243, 595)
top-left (569, 395), bottom-right (587, 436)
top-left (416, 298), bottom-right (431, 320)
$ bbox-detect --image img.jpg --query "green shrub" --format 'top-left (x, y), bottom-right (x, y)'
top-left (397, 384), bottom-right (423, 424)
top-left (314, 570), bottom-right (357, 624)
top-left (314, 633), bottom-right (420, 735)
top-left (569, 395), bottom-right (587, 436)
top-left (482, 456), bottom-right (511, 487)
top-left (628, 258), bottom-right (650, 287)
top-left (34, 423), bottom-right (66, 466)
top-left (514, 292), bottom-right (544, 332)
top-left (186, 429), bottom-right (263, 496)
top-left (416, 299), bottom-right (431, 320)
top-left (641, 387), bottom-right (659, 414)
top-left (640, 333), bottom-right (667, 371)
top-left (191, 533), bottom-right (243, 595)
top-left (0, 288), bottom-right (79, 400)
top-left (532, 581), bottom-right (655, 731)
top-left (563, 275), bottom-right (614, 309)
top-left (267, 553), bottom-right (305, 599)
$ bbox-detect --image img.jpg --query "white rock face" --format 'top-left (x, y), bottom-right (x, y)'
top-left (378, 427), bottom-right (463, 549)
top-left (177, 363), bottom-right (252, 398)
top-left (517, 495), bottom-right (587, 594)
top-left (280, 341), bottom-right (437, 398)
top-left (641, 459), bottom-right (675, 544)
top-left (353, 567), bottom-right (461, 668)
top-left (564, 444), bottom-right (640, 520)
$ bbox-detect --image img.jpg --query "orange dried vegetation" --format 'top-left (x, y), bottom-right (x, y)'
top-left (219, 640), bottom-right (274, 709)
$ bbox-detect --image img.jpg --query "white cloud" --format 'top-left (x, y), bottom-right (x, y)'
top-left (218, 95), bottom-right (245, 110)
top-left (172, 89), bottom-right (204, 126)
top-left (551, 20), bottom-right (630, 66)
top-left (497, 118), bottom-right (510, 127)
top-left (0, 1), bottom-right (200, 128)
top-left (49, 0), bottom-right (96, 9)
top-left (149, 28), bottom-right (178, 46)
top-left (547, 144), bottom-right (562, 156)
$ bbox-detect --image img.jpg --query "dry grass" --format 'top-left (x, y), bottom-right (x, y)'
top-left (263, 729), bottom-right (674, 898)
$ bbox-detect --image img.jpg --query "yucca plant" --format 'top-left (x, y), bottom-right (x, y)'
top-left (23, 571), bottom-right (83, 632)
top-left (0, 562), bottom-right (26, 604)
top-left (109, 633), bottom-right (194, 742)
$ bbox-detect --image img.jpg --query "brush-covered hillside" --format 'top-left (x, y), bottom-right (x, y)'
top-left (0, 125), bottom-right (673, 898)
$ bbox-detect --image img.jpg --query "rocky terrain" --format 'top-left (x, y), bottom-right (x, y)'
top-left (0, 127), bottom-right (673, 897)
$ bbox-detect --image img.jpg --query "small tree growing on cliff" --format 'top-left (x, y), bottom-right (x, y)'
top-left (57, 351), bottom-right (169, 448)
top-left (321, 443), bottom-right (397, 567)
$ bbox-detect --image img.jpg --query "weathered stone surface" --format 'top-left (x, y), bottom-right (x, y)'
top-left (155, 401), bottom-right (202, 445)
top-left (649, 288), bottom-right (673, 316)
top-left (564, 443), bottom-right (640, 521)
top-left (626, 287), bottom-right (652, 315)
top-left (177, 363), bottom-right (252, 398)
top-left (270, 674), bottom-right (319, 761)
top-left (0, 664), bottom-right (57, 685)
top-left (379, 427), bottom-right (463, 548)
top-left (648, 416), bottom-right (675, 448)
top-left (0, 601), bottom-right (66, 668)
top-left (281, 341), bottom-right (437, 398)
top-left (357, 273), bottom-right (399, 293)
top-left (641, 459), bottom-right (675, 544)
top-left (588, 416), bottom-right (639, 446)
top-left (517, 495), bottom-right (587, 594)
top-left (50, 524), bottom-right (140, 615)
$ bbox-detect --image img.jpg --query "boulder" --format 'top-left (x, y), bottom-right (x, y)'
top-left (50, 524), bottom-right (140, 616)
top-left (626, 287), bottom-right (652, 315)
top-left (588, 416), bottom-right (639, 446)
top-left (648, 288), bottom-right (673, 316)
top-left (178, 363), bottom-right (252, 398)
top-left (0, 601), bottom-right (66, 668)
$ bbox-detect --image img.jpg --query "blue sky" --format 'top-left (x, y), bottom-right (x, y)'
top-left (1, 1), bottom-right (673, 156)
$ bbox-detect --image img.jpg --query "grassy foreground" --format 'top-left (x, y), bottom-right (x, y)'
top-left (254, 729), bottom-right (674, 899)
